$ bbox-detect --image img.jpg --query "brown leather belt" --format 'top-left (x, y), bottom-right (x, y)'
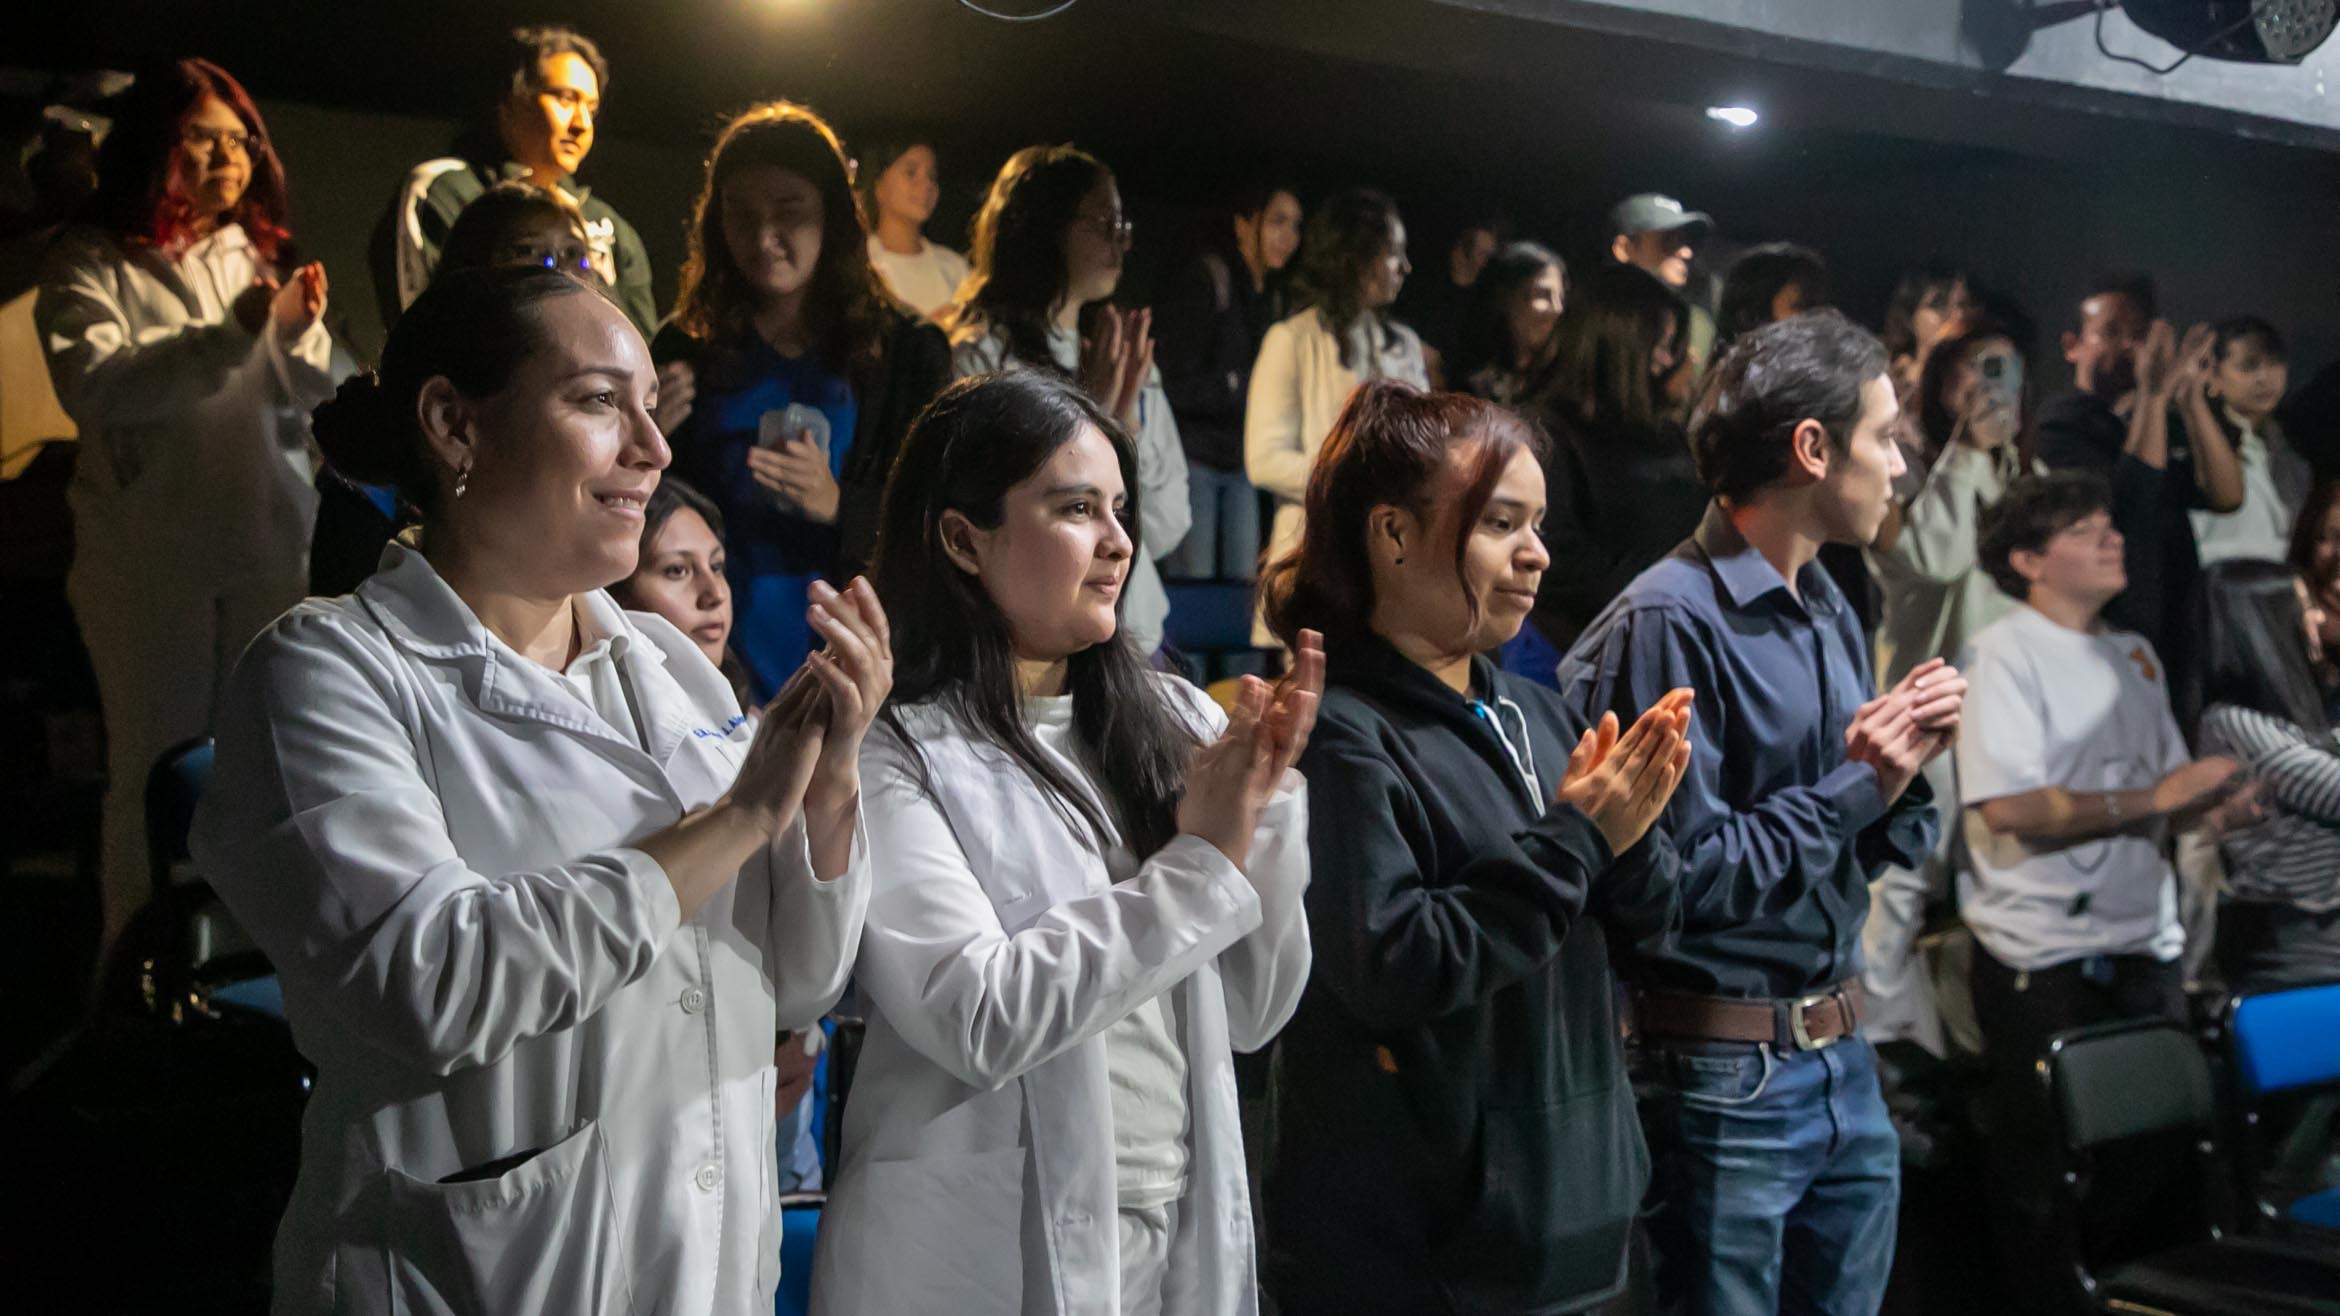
top-left (1635, 980), bottom-right (1866, 1051)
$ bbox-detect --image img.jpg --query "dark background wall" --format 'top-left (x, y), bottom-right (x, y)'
top-left (17, 0), bottom-right (2340, 388)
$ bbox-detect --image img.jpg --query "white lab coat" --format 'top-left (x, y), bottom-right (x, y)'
top-left (1243, 307), bottom-right (1428, 642)
top-left (951, 325), bottom-right (1192, 658)
top-left (37, 222), bottom-right (341, 943)
top-left (811, 675), bottom-right (1311, 1316)
top-left (192, 542), bottom-right (870, 1316)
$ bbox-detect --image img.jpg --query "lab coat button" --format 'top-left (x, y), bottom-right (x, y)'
top-left (680, 986), bottom-right (708, 1014)
top-left (694, 1163), bottom-right (722, 1192)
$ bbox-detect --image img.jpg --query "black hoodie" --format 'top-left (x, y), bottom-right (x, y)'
top-left (1265, 636), bottom-right (1679, 1316)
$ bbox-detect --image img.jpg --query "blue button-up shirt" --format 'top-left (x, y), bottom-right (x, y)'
top-left (1557, 501), bottom-right (1938, 999)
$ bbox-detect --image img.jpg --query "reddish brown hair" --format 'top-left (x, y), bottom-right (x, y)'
top-left (1260, 380), bottom-right (1546, 650)
top-left (87, 59), bottom-right (290, 261)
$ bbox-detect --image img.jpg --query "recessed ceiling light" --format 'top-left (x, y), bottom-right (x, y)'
top-left (1706, 105), bottom-right (1760, 129)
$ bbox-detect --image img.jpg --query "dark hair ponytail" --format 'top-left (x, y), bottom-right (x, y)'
top-left (311, 265), bottom-right (595, 519)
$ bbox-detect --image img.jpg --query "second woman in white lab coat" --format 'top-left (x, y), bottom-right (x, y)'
top-left (811, 370), bottom-right (1319, 1316)
top-left (37, 58), bottom-right (341, 962)
top-left (192, 266), bottom-right (884, 1316)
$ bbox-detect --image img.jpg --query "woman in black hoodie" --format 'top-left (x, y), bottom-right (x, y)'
top-left (1258, 380), bottom-right (1694, 1314)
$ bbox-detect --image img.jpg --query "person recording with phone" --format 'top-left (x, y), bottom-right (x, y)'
top-left (1861, 324), bottom-right (2039, 1052)
top-left (655, 102), bottom-right (951, 696)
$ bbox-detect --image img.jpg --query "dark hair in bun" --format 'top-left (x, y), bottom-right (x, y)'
top-left (311, 266), bottom-right (592, 520)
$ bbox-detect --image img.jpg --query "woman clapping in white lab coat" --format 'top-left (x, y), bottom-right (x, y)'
top-left (192, 266), bottom-right (884, 1316)
top-left (37, 58), bottom-right (343, 965)
top-left (811, 369), bottom-right (1319, 1316)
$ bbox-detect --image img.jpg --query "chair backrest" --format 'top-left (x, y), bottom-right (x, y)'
top-left (2047, 1020), bottom-right (2216, 1149)
top-left (1162, 580), bottom-right (1259, 655)
top-left (2230, 983), bottom-right (2340, 1096)
top-left (143, 737), bottom-right (214, 896)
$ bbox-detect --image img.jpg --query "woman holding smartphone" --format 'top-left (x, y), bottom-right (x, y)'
top-left (656, 101), bottom-right (951, 696)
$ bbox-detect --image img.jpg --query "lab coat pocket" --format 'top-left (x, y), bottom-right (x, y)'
top-left (838, 1147), bottom-right (1026, 1311)
top-left (381, 1120), bottom-right (637, 1316)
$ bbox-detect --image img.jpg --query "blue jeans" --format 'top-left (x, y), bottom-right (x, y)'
top-left (1641, 1038), bottom-right (1900, 1316)
top-left (1163, 461), bottom-right (1261, 581)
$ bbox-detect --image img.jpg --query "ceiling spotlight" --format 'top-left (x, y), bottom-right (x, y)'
top-left (1706, 105), bottom-right (1760, 129)
top-left (2121, 0), bottom-right (2338, 63)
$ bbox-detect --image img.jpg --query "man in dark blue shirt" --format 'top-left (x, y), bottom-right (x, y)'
top-left (1559, 311), bottom-right (1964, 1316)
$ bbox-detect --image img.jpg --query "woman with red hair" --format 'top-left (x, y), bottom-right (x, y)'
top-left (37, 58), bottom-right (340, 968)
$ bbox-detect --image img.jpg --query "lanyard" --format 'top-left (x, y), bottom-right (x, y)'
top-left (1469, 695), bottom-right (1541, 802)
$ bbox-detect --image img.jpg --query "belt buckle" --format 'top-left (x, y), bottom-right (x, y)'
top-left (1788, 992), bottom-right (1840, 1051)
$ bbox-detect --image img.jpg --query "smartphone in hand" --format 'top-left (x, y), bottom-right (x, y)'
top-left (758, 403), bottom-right (832, 457)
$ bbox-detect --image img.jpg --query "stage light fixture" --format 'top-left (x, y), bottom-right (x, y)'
top-left (2120, 0), bottom-right (2337, 63)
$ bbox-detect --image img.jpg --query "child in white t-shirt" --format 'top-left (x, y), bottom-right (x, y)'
top-left (1955, 470), bottom-right (2246, 1298)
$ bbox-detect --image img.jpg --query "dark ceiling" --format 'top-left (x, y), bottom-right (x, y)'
top-left (12, 0), bottom-right (2338, 349)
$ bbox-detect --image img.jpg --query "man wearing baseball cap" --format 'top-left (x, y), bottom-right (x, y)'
top-left (1611, 191), bottom-right (1717, 375)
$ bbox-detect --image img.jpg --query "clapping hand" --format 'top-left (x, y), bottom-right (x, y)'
top-left (800, 578), bottom-right (892, 817)
top-left (1558, 689), bottom-right (1695, 854)
top-left (1077, 305), bottom-right (1154, 430)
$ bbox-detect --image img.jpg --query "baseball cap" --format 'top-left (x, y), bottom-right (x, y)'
top-left (1610, 193), bottom-right (1713, 242)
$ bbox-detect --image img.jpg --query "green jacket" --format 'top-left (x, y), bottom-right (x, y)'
top-left (369, 157), bottom-right (656, 335)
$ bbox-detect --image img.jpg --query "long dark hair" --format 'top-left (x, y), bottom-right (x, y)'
top-left (872, 370), bottom-right (1198, 856)
top-left (1549, 263), bottom-right (1686, 435)
top-left (1883, 262), bottom-right (1973, 360)
top-left (2203, 558), bottom-right (2331, 735)
top-left (1716, 242), bottom-right (1829, 350)
top-left (1293, 188), bottom-right (1404, 370)
top-left (85, 59), bottom-right (290, 261)
top-left (1456, 241), bottom-right (1566, 396)
top-left (950, 145), bottom-right (1112, 375)
top-left (671, 101), bottom-right (893, 373)
top-left (2288, 480), bottom-right (2340, 591)
top-left (614, 477), bottom-right (754, 710)
top-left (1261, 381), bottom-right (1544, 652)
top-left (1915, 325), bottom-right (2031, 464)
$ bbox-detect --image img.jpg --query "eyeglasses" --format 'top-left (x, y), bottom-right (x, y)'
top-left (183, 126), bottom-right (260, 156)
top-left (1078, 212), bottom-right (1134, 244)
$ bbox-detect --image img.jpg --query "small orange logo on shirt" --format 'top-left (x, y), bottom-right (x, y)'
top-left (2129, 646), bottom-right (2157, 682)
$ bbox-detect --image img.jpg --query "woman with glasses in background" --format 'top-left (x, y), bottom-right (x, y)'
top-left (948, 144), bottom-right (1191, 662)
top-left (36, 57), bottom-right (342, 971)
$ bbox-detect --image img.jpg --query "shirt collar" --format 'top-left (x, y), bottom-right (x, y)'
top-left (360, 537), bottom-right (643, 668)
top-left (566, 590), bottom-right (631, 671)
top-left (1690, 500), bottom-right (1842, 618)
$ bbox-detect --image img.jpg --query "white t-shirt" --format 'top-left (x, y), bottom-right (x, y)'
top-left (866, 235), bottom-right (970, 322)
top-left (1954, 604), bottom-right (2188, 970)
top-left (2190, 420), bottom-right (2294, 566)
top-left (1027, 692), bottom-right (1191, 1208)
